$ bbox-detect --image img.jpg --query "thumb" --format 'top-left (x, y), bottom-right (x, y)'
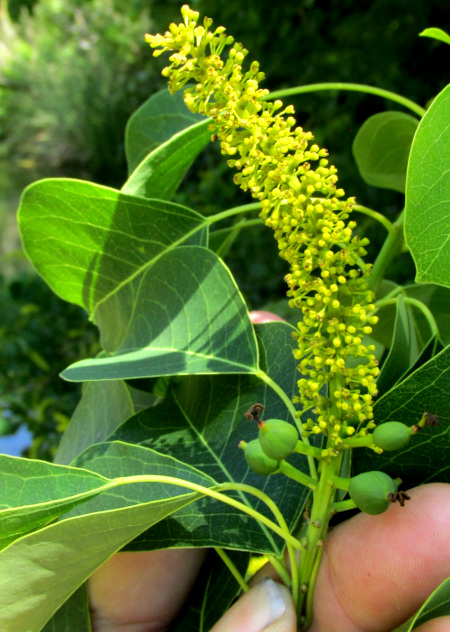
top-left (209, 578), bottom-right (296, 632)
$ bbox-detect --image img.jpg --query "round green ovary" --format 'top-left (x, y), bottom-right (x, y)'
top-left (259, 419), bottom-right (299, 460)
top-left (348, 471), bottom-right (397, 515)
top-left (244, 439), bottom-right (280, 475)
top-left (373, 422), bottom-right (411, 451)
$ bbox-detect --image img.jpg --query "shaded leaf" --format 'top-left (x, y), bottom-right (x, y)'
top-left (109, 322), bottom-right (313, 554)
top-left (405, 83), bottom-right (450, 287)
top-left (376, 295), bottom-right (420, 396)
top-left (54, 381), bottom-right (158, 465)
top-left (122, 118), bottom-right (211, 200)
top-left (125, 89), bottom-right (206, 175)
top-left (41, 584), bottom-right (91, 632)
top-left (352, 345), bottom-right (450, 487)
top-left (62, 247), bottom-right (259, 382)
top-left (0, 455), bottom-right (111, 549)
top-left (403, 283), bottom-right (450, 347)
top-left (18, 179), bottom-right (207, 317)
top-left (0, 445), bottom-right (216, 632)
top-left (353, 111), bottom-right (419, 192)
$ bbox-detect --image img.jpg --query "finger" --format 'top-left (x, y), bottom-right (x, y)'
top-left (249, 311), bottom-right (284, 324)
top-left (414, 617), bottom-right (450, 632)
top-left (309, 483), bottom-right (450, 632)
top-left (89, 548), bottom-right (207, 631)
top-left (209, 578), bottom-right (296, 632)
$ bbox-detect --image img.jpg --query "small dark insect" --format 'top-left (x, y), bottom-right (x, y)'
top-left (244, 402), bottom-right (264, 422)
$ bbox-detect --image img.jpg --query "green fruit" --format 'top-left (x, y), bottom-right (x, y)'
top-left (373, 422), bottom-right (411, 451)
top-left (258, 419), bottom-right (299, 460)
top-left (348, 471), bottom-right (397, 515)
top-left (240, 439), bottom-right (279, 475)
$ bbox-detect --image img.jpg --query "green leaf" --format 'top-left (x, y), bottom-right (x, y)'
top-left (419, 27), bottom-right (450, 46)
top-left (352, 345), bottom-right (450, 487)
top-left (41, 584), bottom-right (91, 632)
top-left (353, 111), bottom-right (419, 192)
top-left (125, 88), bottom-right (206, 175)
top-left (62, 246), bottom-right (259, 382)
top-left (376, 295), bottom-right (420, 396)
top-left (107, 322), bottom-right (312, 554)
top-left (0, 455), bottom-right (111, 549)
top-left (54, 381), bottom-right (158, 465)
top-left (391, 577), bottom-right (450, 632)
top-left (122, 118), bottom-right (211, 200)
top-left (405, 83), bottom-right (450, 287)
top-left (0, 445), bottom-right (214, 632)
top-left (403, 283), bottom-right (450, 347)
top-left (18, 179), bottom-right (207, 317)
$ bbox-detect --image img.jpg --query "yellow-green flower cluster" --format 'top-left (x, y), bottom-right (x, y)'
top-left (146, 5), bottom-right (380, 446)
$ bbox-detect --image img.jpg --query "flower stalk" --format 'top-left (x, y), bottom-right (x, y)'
top-left (146, 6), bottom-right (389, 628)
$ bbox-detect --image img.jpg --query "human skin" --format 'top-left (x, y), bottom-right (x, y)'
top-left (89, 313), bottom-right (450, 632)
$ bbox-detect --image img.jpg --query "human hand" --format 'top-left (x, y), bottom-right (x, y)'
top-left (89, 483), bottom-right (449, 632)
top-left (89, 313), bottom-right (450, 632)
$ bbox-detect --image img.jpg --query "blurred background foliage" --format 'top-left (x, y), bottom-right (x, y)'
top-left (1, 0), bottom-right (448, 457)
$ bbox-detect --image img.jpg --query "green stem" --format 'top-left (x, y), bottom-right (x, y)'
top-left (266, 83), bottom-right (426, 117)
top-left (367, 211), bottom-right (405, 293)
top-left (112, 475), bottom-right (303, 551)
top-left (215, 547), bottom-right (249, 593)
top-left (279, 461), bottom-right (317, 490)
top-left (374, 296), bottom-right (439, 339)
top-left (297, 454), bottom-right (343, 628)
top-left (207, 202), bottom-right (261, 226)
top-left (255, 369), bottom-right (318, 480)
top-left (294, 441), bottom-right (323, 460)
top-left (267, 554), bottom-right (292, 588)
top-left (343, 433), bottom-right (375, 448)
top-left (352, 204), bottom-right (396, 237)
top-left (332, 498), bottom-right (358, 513)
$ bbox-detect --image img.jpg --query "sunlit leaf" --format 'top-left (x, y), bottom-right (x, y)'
top-left (62, 247), bottom-right (259, 381)
top-left (18, 179), bottom-right (207, 317)
top-left (405, 83), bottom-right (450, 287)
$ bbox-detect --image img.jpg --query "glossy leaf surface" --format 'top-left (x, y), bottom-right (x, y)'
top-left (405, 84), bottom-right (450, 287)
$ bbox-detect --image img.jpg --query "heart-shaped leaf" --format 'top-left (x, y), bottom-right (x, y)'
top-left (405, 83), bottom-right (450, 287)
top-left (18, 179), bottom-right (207, 317)
top-left (122, 117), bottom-right (211, 200)
top-left (125, 88), bottom-right (207, 174)
top-left (353, 111), bottom-right (419, 192)
top-left (62, 246), bottom-right (259, 381)
top-left (107, 322), bottom-right (313, 554)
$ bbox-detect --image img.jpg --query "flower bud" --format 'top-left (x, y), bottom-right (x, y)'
top-left (258, 419), bottom-right (299, 460)
top-left (372, 422), bottom-right (411, 451)
top-left (239, 439), bottom-right (279, 475)
top-left (348, 471), bottom-right (397, 515)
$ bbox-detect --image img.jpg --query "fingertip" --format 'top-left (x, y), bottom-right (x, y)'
top-left (210, 578), bottom-right (295, 632)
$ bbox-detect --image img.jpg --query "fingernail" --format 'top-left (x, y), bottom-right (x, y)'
top-left (250, 578), bottom-right (286, 630)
